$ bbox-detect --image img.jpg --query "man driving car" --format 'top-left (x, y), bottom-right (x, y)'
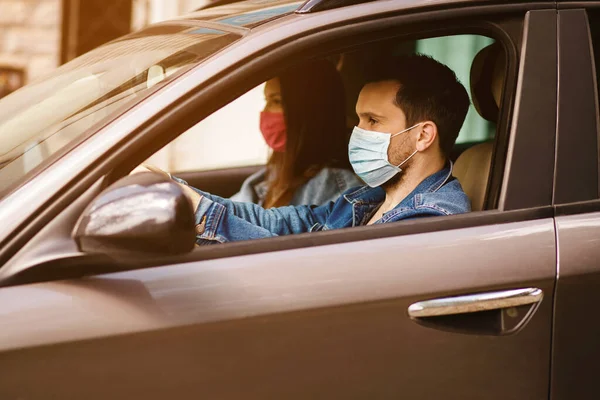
top-left (155, 54), bottom-right (472, 243)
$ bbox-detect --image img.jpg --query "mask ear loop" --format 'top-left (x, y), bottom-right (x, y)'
top-left (391, 123), bottom-right (422, 170)
top-left (395, 149), bottom-right (418, 169)
top-left (432, 160), bottom-right (454, 192)
top-left (390, 123), bottom-right (421, 139)
top-left (390, 122), bottom-right (454, 188)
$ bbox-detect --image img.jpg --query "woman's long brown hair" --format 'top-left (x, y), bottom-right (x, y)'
top-left (262, 59), bottom-right (349, 208)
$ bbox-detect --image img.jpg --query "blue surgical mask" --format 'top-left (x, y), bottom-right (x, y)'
top-left (348, 123), bottom-right (421, 187)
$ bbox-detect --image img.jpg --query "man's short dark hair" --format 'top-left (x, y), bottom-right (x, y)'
top-left (368, 54), bottom-right (470, 156)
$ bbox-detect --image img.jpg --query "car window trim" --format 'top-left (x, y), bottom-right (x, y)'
top-left (130, 206), bottom-right (555, 272)
top-left (555, 199), bottom-right (600, 216)
top-left (558, 1), bottom-right (600, 9)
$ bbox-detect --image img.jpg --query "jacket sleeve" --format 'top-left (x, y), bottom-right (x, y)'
top-left (173, 176), bottom-right (335, 243)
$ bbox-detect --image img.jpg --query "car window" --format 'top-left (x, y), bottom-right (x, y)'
top-left (416, 35), bottom-right (495, 144)
top-left (138, 32), bottom-right (505, 217)
top-left (155, 34), bottom-right (499, 174)
top-left (0, 24), bottom-right (241, 194)
top-left (147, 84), bottom-right (269, 173)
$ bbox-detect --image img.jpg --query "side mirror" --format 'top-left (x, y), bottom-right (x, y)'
top-left (73, 172), bottom-right (196, 258)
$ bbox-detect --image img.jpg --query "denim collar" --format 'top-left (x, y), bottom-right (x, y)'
top-left (342, 163), bottom-right (454, 225)
top-left (406, 161), bottom-right (454, 199)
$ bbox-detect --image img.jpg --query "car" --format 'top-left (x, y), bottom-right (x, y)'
top-left (0, 0), bottom-right (598, 398)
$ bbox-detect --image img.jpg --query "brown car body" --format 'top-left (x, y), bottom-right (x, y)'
top-left (0, 0), bottom-right (598, 399)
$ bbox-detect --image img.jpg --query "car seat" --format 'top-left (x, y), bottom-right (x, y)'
top-left (454, 42), bottom-right (504, 211)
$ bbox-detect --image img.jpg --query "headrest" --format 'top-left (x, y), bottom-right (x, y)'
top-left (470, 42), bottom-right (504, 123)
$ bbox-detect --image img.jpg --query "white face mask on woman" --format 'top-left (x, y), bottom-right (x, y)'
top-left (348, 123), bottom-right (421, 187)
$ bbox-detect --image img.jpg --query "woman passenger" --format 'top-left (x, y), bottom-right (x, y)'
top-left (230, 59), bottom-right (361, 207)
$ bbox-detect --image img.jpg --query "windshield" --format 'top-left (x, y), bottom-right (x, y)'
top-left (0, 25), bottom-right (240, 193)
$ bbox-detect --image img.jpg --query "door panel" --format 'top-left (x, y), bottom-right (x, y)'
top-left (0, 219), bottom-right (556, 398)
top-left (550, 8), bottom-right (600, 399)
top-left (552, 210), bottom-right (600, 399)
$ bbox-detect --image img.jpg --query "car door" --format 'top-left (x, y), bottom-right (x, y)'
top-left (551, 7), bottom-right (600, 400)
top-left (0, 3), bottom-right (558, 399)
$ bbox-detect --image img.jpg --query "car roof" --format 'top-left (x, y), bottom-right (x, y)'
top-left (178, 0), bottom-right (555, 30)
top-left (177, 0), bottom-right (304, 30)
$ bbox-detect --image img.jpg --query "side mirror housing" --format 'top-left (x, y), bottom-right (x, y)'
top-left (74, 172), bottom-right (196, 258)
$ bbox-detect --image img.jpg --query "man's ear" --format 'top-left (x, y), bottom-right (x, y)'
top-left (416, 121), bottom-right (438, 152)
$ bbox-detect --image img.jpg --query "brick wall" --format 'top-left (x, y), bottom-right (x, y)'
top-left (0, 0), bottom-right (61, 83)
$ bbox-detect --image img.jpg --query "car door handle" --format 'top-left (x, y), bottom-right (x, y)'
top-left (407, 288), bottom-right (543, 335)
top-left (408, 288), bottom-right (543, 318)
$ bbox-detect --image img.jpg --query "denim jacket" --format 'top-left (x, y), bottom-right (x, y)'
top-left (177, 164), bottom-right (471, 244)
top-left (230, 167), bottom-right (363, 206)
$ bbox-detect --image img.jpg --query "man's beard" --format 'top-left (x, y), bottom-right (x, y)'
top-left (382, 138), bottom-right (416, 190)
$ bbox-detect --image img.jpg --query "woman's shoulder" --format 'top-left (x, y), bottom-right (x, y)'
top-left (313, 167), bottom-right (363, 189)
top-left (290, 167), bottom-right (362, 206)
top-left (229, 167), bottom-right (267, 202)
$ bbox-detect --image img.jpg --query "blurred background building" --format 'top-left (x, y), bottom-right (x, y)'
top-left (0, 0), bottom-right (211, 88)
top-left (0, 0), bottom-right (61, 88)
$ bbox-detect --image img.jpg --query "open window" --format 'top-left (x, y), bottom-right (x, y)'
top-left (75, 27), bottom-right (513, 264)
top-left (138, 32), bottom-right (505, 210)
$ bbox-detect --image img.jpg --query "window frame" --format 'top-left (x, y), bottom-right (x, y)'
top-left (109, 10), bottom-right (548, 212)
top-left (551, 8), bottom-right (600, 205)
